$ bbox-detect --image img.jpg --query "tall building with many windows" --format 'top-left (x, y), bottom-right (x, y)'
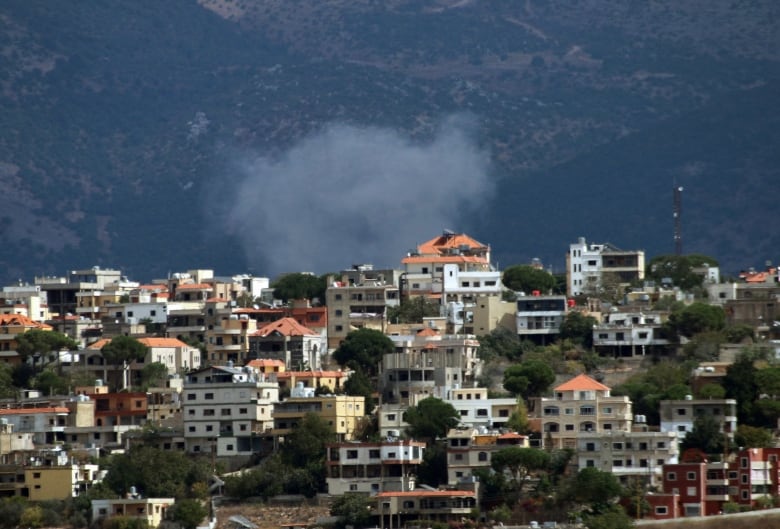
top-left (567, 237), bottom-right (645, 297)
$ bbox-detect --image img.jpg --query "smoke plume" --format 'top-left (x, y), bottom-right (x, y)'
top-left (224, 115), bottom-right (493, 277)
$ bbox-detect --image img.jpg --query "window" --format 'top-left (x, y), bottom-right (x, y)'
top-left (239, 408), bottom-right (248, 414)
top-left (347, 450), bottom-right (358, 459)
top-left (221, 409), bottom-right (231, 416)
top-left (478, 452), bottom-right (488, 462)
top-left (205, 393), bottom-right (214, 400)
top-left (403, 501), bottom-right (415, 509)
top-left (613, 460), bottom-right (623, 467)
top-left (741, 474), bottom-right (748, 484)
top-left (226, 444), bottom-right (234, 451)
top-left (729, 471), bottom-right (738, 479)
top-left (476, 409), bottom-right (488, 417)
top-left (741, 457), bottom-right (748, 468)
top-left (188, 426), bottom-right (196, 432)
top-left (585, 443), bottom-right (596, 452)
top-left (349, 484), bottom-right (357, 491)
top-left (656, 442), bottom-right (666, 449)
top-left (187, 393), bottom-right (196, 401)
top-left (203, 409), bottom-right (214, 416)
top-left (687, 487), bottom-right (697, 496)
top-left (335, 310), bottom-right (343, 317)
top-left (565, 424), bottom-right (574, 431)
top-left (206, 425), bottom-right (213, 432)
top-left (369, 449), bottom-right (380, 458)
top-left (335, 325), bottom-right (343, 332)
top-left (586, 460), bottom-right (594, 467)
top-left (687, 472), bottom-right (696, 480)
top-left (667, 472), bottom-right (677, 481)
top-left (655, 507), bottom-right (668, 515)
top-left (32, 472), bottom-right (41, 479)
top-left (612, 442), bottom-right (623, 450)
top-left (677, 408), bottom-right (687, 416)
top-left (387, 414), bottom-right (396, 421)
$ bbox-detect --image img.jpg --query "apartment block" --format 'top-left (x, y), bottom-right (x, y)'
top-left (446, 427), bottom-right (529, 485)
top-left (530, 374), bottom-right (632, 449)
top-left (567, 237), bottom-right (645, 297)
top-left (273, 385), bottom-right (364, 441)
top-left (659, 397), bottom-right (737, 441)
top-left (592, 309), bottom-right (670, 357)
top-left (515, 294), bottom-right (570, 345)
top-left (326, 439), bottom-right (425, 495)
top-left (183, 364), bottom-right (279, 457)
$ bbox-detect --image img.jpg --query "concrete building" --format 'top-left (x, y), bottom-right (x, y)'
top-left (592, 309), bottom-right (670, 357)
top-left (183, 364), bottom-right (279, 457)
top-left (567, 237), bottom-right (645, 297)
top-left (575, 430), bottom-right (679, 488)
top-left (374, 490), bottom-right (477, 528)
top-left (659, 397), bottom-right (737, 441)
top-left (529, 374), bottom-right (632, 449)
top-left (92, 497), bottom-right (175, 529)
top-left (325, 270), bottom-right (400, 350)
top-left (515, 294), bottom-right (570, 345)
top-left (248, 317), bottom-right (325, 370)
top-left (471, 295), bottom-right (517, 336)
top-left (0, 314), bottom-right (54, 365)
top-left (273, 384), bottom-right (364, 441)
top-left (444, 386), bottom-right (518, 430)
top-left (379, 328), bottom-right (480, 405)
top-left (446, 427), bottom-right (529, 485)
top-left (326, 439), bottom-right (425, 495)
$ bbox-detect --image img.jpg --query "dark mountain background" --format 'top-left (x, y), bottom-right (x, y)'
top-left (1, 0), bottom-right (778, 283)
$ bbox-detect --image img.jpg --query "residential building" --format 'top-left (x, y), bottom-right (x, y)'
top-left (0, 283), bottom-right (50, 322)
top-left (659, 397), bottom-right (737, 441)
top-left (326, 439), bottom-right (425, 495)
top-left (0, 314), bottom-right (54, 365)
top-left (567, 237), bottom-right (645, 297)
top-left (401, 231), bottom-right (502, 334)
top-left (444, 386), bottom-right (517, 430)
top-left (0, 421), bottom-right (35, 461)
top-left (0, 406), bottom-right (69, 445)
top-left (146, 375), bottom-right (183, 428)
top-left (273, 370), bottom-right (349, 393)
top-left (575, 430), bottom-right (679, 488)
top-left (515, 294), bottom-right (570, 345)
top-left (183, 364), bottom-right (279, 457)
top-left (248, 317), bottom-right (325, 370)
top-left (325, 269), bottom-right (400, 350)
top-left (36, 266), bottom-right (126, 317)
top-left (374, 490), bottom-right (477, 528)
top-left (529, 374), bottom-right (632, 449)
top-left (592, 309), bottom-right (670, 357)
top-left (471, 294), bottom-right (517, 336)
top-left (206, 312), bottom-right (259, 365)
top-left (446, 427), bottom-right (529, 485)
top-left (273, 384), bottom-right (364, 441)
top-left (0, 451), bottom-right (102, 501)
top-left (379, 328), bottom-right (481, 405)
top-left (92, 497), bottom-right (175, 529)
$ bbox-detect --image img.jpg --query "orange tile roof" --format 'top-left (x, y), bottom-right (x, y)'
top-left (136, 284), bottom-right (169, 292)
top-left (401, 255), bottom-right (488, 265)
top-left (554, 373), bottom-right (610, 392)
top-left (0, 407), bottom-right (69, 415)
top-left (0, 314), bottom-right (52, 329)
top-left (498, 432), bottom-right (527, 439)
top-left (176, 283), bottom-right (213, 290)
top-left (254, 317), bottom-right (318, 337)
top-left (417, 233), bottom-right (488, 255)
top-left (137, 337), bottom-right (188, 348)
top-left (88, 337), bottom-right (186, 349)
top-left (416, 327), bottom-right (439, 337)
top-left (376, 490), bottom-right (475, 498)
top-left (246, 359), bottom-right (286, 368)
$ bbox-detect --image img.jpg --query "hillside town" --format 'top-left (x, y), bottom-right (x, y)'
top-left (0, 231), bottom-right (778, 529)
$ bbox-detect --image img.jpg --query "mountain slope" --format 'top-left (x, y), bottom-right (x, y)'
top-left (1, 0), bottom-right (778, 282)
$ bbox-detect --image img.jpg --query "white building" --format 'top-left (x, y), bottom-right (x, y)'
top-left (444, 386), bottom-right (517, 430)
top-left (183, 364), bottom-right (279, 457)
top-left (515, 294), bottom-right (570, 344)
top-left (592, 309), bottom-right (670, 357)
top-left (326, 440), bottom-right (425, 496)
top-left (659, 397), bottom-right (737, 441)
top-left (567, 237), bottom-right (645, 297)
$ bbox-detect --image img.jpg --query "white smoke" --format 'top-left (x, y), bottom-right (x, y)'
top-left (224, 115), bottom-right (494, 276)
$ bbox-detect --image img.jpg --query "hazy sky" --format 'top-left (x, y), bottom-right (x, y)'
top-left (223, 115), bottom-right (494, 277)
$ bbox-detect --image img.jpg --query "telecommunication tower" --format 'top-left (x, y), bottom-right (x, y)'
top-left (673, 185), bottom-right (683, 255)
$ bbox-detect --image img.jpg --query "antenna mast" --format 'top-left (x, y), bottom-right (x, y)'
top-left (673, 185), bottom-right (683, 255)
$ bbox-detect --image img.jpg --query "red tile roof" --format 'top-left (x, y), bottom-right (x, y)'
top-left (87, 337), bottom-right (188, 350)
top-left (401, 255), bottom-right (488, 265)
top-left (254, 317), bottom-right (318, 337)
top-left (554, 373), bottom-right (610, 392)
top-left (0, 314), bottom-right (52, 329)
top-left (416, 327), bottom-right (439, 337)
top-left (176, 283), bottom-right (213, 290)
top-left (417, 233), bottom-right (488, 255)
top-left (246, 359), bottom-right (286, 368)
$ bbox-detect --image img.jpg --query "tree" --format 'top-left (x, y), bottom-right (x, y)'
top-left (32, 369), bottom-right (68, 396)
top-left (169, 499), bottom-right (208, 529)
top-left (568, 467), bottom-right (623, 515)
top-left (505, 398), bottom-right (530, 433)
top-left (103, 445), bottom-right (210, 499)
top-left (101, 336), bottom-right (148, 390)
top-left (272, 273), bottom-right (327, 304)
top-left (680, 415), bottom-right (726, 456)
top-left (735, 424), bottom-right (774, 448)
top-left (281, 413), bottom-right (337, 494)
top-left (15, 329), bottom-right (77, 371)
top-left (502, 361), bottom-right (555, 400)
top-left (330, 493), bottom-right (373, 529)
top-left (139, 361), bottom-right (169, 390)
top-left (332, 328), bottom-right (394, 377)
top-left (582, 505), bottom-right (634, 529)
top-left (403, 397), bottom-right (459, 444)
top-left (477, 327), bottom-right (526, 362)
top-left (665, 302), bottom-right (726, 338)
top-left (491, 447), bottom-right (550, 494)
top-left (559, 312), bottom-right (597, 349)
top-left (723, 350), bottom-right (763, 426)
top-left (646, 254), bottom-right (719, 290)
top-left (0, 363), bottom-right (16, 399)
top-left (502, 265), bottom-right (557, 295)
top-left (416, 440), bottom-right (448, 487)
top-left (343, 368), bottom-right (374, 414)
